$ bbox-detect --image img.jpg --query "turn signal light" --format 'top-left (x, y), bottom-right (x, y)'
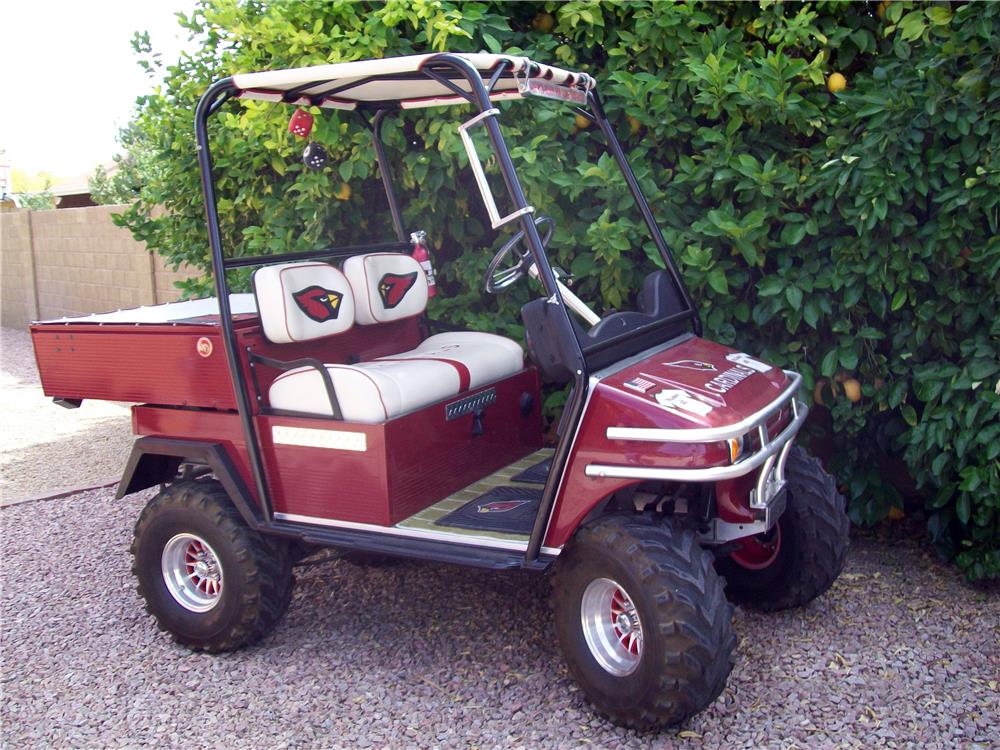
top-left (728, 436), bottom-right (744, 464)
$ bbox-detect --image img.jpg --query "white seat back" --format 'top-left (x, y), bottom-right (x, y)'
top-left (343, 252), bottom-right (428, 325)
top-left (253, 261), bottom-right (355, 343)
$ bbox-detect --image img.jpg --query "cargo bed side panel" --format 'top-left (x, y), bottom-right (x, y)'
top-left (30, 325), bottom-right (236, 409)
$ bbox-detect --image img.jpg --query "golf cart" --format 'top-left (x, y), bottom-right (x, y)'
top-left (29, 52), bottom-right (849, 729)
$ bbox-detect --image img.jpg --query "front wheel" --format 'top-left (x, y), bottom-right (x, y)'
top-left (552, 516), bottom-right (735, 729)
top-left (131, 480), bottom-right (294, 652)
top-left (718, 446), bottom-right (849, 611)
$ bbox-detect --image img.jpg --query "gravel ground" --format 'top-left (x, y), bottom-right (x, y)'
top-left (1, 486), bottom-right (997, 749)
top-left (0, 328), bottom-right (133, 503)
top-left (1, 326), bottom-right (997, 748)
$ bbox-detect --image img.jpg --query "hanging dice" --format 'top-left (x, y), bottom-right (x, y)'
top-left (302, 142), bottom-right (329, 171)
top-left (288, 108), bottom-right (314, 138)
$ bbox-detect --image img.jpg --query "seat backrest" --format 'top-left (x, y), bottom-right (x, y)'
top-left (343, 253), bottom-right (428, 325)
top-left (253, 261), bottom-right (355, 343)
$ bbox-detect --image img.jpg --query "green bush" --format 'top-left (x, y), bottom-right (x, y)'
top-left (117, 0), bottom-right (998, 579)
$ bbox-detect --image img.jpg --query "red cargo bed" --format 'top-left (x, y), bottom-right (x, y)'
top-left (30, 294), bottom-right (428, 410)
top-left (29, 296), bottom-right (260, 409)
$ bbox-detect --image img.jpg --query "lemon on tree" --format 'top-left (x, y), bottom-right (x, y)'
top-left (827, 72), bottom-right (847, 94)
top-left (843, 378), bottom-right (862, 403)
top-left (531, 13), bottom-right (555, 33)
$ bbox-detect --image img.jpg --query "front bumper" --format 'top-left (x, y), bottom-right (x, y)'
top-left (586, 370), bottom-right (808, 542)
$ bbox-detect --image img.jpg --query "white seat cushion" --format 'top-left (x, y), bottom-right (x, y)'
top-left (253, 262), bottom-right (355, 343)
top-left (343, 253), bottom-right (428, 325)
top-left (267, 331), bottom-right (524, 423)
top-left (269, 358), bottom-right (461, 423)
top-left (376, 332), bottom-right (523, 391)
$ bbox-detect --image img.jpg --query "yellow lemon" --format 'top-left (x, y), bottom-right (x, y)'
top-left (844, 378), bottom-right (862, 403)
top-left (532, 13), bottom-right (555, 33)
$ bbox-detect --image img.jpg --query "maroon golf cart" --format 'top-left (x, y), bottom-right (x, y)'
top-left (30, 52), bottom-right (848, 729)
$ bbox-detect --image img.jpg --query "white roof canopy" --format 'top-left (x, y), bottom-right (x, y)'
top-left (231, 53), bottom-right (595, 111)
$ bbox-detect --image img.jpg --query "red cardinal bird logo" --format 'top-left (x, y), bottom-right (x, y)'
top-left (378, 272), bottom-right (418, 310)
top-left (662, 359), bottom-right (717, 372)
top-left (477, 500), bottom-right (530, 513)
top-left (293, 286), bottom-right (343, 322)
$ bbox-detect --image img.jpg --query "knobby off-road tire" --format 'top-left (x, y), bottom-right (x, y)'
top-left (131, 480), bottom-right (294, 652)
top-left (718, 446), bottom-right (850, 612)
top-left (552, 516), bottom-right (735, 729)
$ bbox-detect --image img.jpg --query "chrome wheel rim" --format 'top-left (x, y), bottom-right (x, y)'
top-left (580, 577), bottom-right (643, 676)
top-left (161, 533), bottom-right (224, 612)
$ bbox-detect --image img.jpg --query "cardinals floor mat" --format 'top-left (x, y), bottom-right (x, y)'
top-left (434, 486), bottom-right (542, 535)
top-left (510, 456), bottom-right (552, 485)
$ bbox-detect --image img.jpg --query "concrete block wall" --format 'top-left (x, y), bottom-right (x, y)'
top-left (0, 210), bottom-right (38, 329)
top-left (0, 206), bottom-right (199, 328)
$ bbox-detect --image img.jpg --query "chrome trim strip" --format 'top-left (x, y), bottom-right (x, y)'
top-left (273, 511), bottom-right (562, 557)
top-left (606, 370), bottom-right (803, 443)
top-left (585, 399), bottom-right (808, 482)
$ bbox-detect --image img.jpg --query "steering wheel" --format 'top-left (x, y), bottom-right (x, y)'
top-left (485, 215), bottom-right (555, 294)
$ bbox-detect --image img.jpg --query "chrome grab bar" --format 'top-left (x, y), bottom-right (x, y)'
top-left (585, 397), bottom-right (809, 483)
top-left (605, 370), bottom-right (803, 444)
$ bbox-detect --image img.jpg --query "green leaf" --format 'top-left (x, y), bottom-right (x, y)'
top-left (780, 222), bottom-right (807, 246)
top-left (901, 403), bottom-right (918, 427)
top-left (707, 268), bottom-right (729, 295)
top-left (786, 285), bottom-right (803, 310)
top-left (891, 289), bottom-right (907, 311)
top-left (898, 11), bottom-right (927, 41)
top-left (481, 32), bottom-right (501, 53)
top-left (968, 359), bottom-right (1000, 381)
top-left (839, 348), bottom-right (858, 371)
top-left (803, 299), bottom-right (820, 328)
top-left (956, 494), bottom-right (971, 525)
top-left (758, 277), bottom-right (785, 297)
top-left (925, 6), bottom-right (952, 25)
top-left (821, 349), bottom-right (838, 378)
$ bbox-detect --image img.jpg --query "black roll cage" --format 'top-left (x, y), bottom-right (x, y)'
top-left (194, 53), bottom-right (701, 566)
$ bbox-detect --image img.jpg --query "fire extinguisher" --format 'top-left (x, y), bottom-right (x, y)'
top-left (410, 230), bottom-right (437, 298)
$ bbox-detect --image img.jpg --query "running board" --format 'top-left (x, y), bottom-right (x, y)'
top-left (268, 520), bottom-right (555, 571)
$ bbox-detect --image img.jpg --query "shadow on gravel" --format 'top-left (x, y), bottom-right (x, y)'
top-left (2, 443), bottom-right (997, 748)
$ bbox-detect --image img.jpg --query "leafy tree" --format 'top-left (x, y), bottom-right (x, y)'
top-left (116, 0), bottom-right (999, 579)
top-left (11, 169), bottom-right (55, 210)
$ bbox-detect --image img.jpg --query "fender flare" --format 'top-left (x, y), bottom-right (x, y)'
top-left (116, 436), bottom-right (263, 529)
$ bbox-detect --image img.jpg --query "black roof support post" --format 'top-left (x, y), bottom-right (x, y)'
top-left (371, 110), bottom-right (408, 243)
top-left (421, 54), bottom-right (590, 565)
top-left (588, 91), bottom-right (702, 336)
top-left (194, 78), bottom-right (275, 529)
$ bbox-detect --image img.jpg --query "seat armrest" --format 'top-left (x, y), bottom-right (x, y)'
top-left (248, 352), bottom-right (343, 419)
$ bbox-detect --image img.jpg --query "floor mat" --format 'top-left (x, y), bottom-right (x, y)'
top-left (510, 457), bottom-right (551, 485)
top-left (434, 486), bottom-right (542, 535)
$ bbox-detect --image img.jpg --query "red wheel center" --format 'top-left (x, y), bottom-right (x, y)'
top-left (730, 525), bottom-right (782, 570)
top-left (610, 589), bottom-right (641, 655)
top-left (184, 541), bottom-right (220, 595)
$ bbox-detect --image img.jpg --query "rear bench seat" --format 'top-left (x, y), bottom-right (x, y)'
top-left (254, 254), bottom-right (523, 423)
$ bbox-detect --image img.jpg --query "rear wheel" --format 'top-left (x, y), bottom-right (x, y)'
top-left (718, 447), bottom-right (849, 611)
top-left (131, 479), bottom-right (294, 652)
top-left (552, 516), bottom-right (734, 729)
